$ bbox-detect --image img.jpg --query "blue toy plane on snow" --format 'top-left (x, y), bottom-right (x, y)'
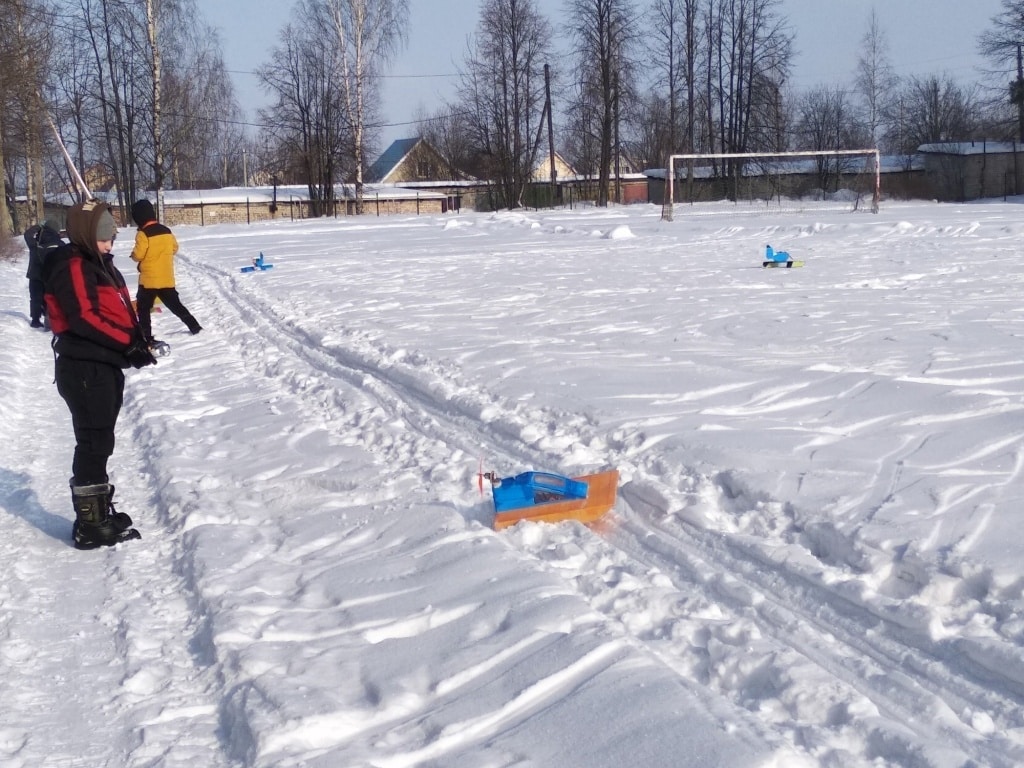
top-left (763, 244), bottom-right (803, 269)
top-left (241, 252), bottom-right (274, 273)
top-left (480, 467), bottom-right (620, 529)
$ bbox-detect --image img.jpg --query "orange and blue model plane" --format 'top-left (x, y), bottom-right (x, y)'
top-left (482, 468), bottom-right (619, 530)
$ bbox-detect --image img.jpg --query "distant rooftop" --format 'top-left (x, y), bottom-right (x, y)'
top-left (49, 183), bottom-right (447, 207)
top-left (917, 141), bottom-right (1022, 155)
top-left (365, 138), bottom-right (421, 183)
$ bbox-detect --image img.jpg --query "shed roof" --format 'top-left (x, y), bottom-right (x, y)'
top-left (51, 183), bottom-right (447, 207)
top-left (917, 141), bottom-right (1021, 155)
top-left (644, 153), bottom-right (921, 180)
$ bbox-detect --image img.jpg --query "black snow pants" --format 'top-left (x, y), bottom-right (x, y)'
top-left (136, 286), bottom-right (200, 340)
top-left (28, 278), bottom-right (45, 323)
top-left (55, 357), bottom-right (125, 485)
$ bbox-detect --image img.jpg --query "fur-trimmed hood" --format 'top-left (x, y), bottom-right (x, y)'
top-left (66, 199), bottom-right (117, 258)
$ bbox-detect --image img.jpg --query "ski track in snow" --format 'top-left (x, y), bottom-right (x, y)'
top-left (183, 216), bottom-right (1024, 764)
top-left (4, 202), bottom-right (1024, 766)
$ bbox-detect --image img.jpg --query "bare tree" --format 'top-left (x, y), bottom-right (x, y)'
top-left (648, 0), bottom-right (682, 156)
top-left (258, 0), bottom-right (408, 216)
top-left (48, 13), bottom-right (100, 200)
top-left (566, 0), bottom-right (638, 206)
top-left (93, 0), bottom-right (144, 212)
top-left (700, 0), bottom-right (792, 199)
top-left (415, 105), bottom-right (476, 180)
top-left (642, 0), bottom-right (701, 200)
top-left (0, 0), bottom-right (55, 231)
top-left (258, 16), bottom-right (348, 216)
top-left (708, 0), bottom-right (792, 153)
top-left (793, 85), bottom-right (870, 191)
top-left (978, 0), bottom-right (1024, 140)
top-left (889, 74), bottom-right (981, 154)
top-left (795, 86), bottom-right (867, 150)
top-left (33, 0), bottom-right (239, 209)
top-left (647, 0), bottom-right (700, 157)
top-left (161, 21), bottom-right (243, 189)
top-left (0, 106), bottom-right (8, 239)
top-left (459, 0), bottom-right (553, 208)
top-left (316, 0), bottom-right (408, 213)
top-left (623, 91), bottom-right (674, 169)
top-left (145, 0), bottom-right (166, 209)
top-left (561, 73), bottom-right (603, 182)
top-left (854, 9), bottom-right (898, 150)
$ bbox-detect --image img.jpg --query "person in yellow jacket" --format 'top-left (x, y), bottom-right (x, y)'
top-left (130, 198), bottom-right (202, 342)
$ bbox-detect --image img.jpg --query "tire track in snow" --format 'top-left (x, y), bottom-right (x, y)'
top-left (181, 254), bottom-right (1024, 766)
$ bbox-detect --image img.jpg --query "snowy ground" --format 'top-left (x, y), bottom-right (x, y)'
top-left (2, 198), bottom-right (1024, 767)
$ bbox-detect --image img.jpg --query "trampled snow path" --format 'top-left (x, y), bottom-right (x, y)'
top-left (3, 201), bottom-right (1024, 766)
top-left (0, 309), bottom-right (228, 765)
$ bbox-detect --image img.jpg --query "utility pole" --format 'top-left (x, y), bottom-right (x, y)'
top-left (1017, 44), bottom-right (1024, 142)
top-left (613, 66), bottom-right (621, 205)
top-left (545, 64), bottom-right (556, 204)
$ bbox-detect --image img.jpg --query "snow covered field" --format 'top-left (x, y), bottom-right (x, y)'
top-left (2, 198), bottom-right (1024, 767)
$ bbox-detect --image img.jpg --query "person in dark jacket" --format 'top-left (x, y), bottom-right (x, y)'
top-left (23, 218), bottom-right (63, 328)
top-left (43, 199), bottom-right (157, 549)
top-left (129, 198), bottom-right (201, 341)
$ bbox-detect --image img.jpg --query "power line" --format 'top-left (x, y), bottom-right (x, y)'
top-left (223, 68), bottom-right (461, 80)
top-left (140, 109), bottom-right (473, 134)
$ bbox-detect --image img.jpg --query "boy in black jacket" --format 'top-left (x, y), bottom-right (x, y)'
top-left (23, 218), bottom-right (63, 328)
top-left (44, 199), bottom-right (157, 549)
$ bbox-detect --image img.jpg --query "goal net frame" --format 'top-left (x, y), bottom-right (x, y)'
top-left (661, 149), bottom-right (881, 221)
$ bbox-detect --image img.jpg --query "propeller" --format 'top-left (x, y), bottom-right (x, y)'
top-left (477, 458), bottom-right (498, 496)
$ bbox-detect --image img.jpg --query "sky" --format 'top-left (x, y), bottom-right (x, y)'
top-left (204, 0), bottom-right (1007, 151)
top-left (4, 195), bottom-right (1024, 766)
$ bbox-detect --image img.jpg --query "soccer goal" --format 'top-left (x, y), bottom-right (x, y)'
top-left (660, 149), bottom-right (881, 221)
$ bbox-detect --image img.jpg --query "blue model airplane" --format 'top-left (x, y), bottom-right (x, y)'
top-left (241, 252), bottom-right (274, 273)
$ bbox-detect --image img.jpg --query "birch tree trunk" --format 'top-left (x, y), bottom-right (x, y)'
top-left (0, 107), bottom-right (9, 238)
top-left (147, 0), bottom-right (164, 214)
top-left (326, 0), bottom-right (407, 215)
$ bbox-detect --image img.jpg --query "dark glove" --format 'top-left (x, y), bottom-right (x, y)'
top-left (125, 341), bottom-right (157, 368)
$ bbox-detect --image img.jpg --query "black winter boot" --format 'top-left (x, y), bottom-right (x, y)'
top-left (71, 482), bottom-right (141, 550)
top-left (105, 484), bottom-right (135, 532)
